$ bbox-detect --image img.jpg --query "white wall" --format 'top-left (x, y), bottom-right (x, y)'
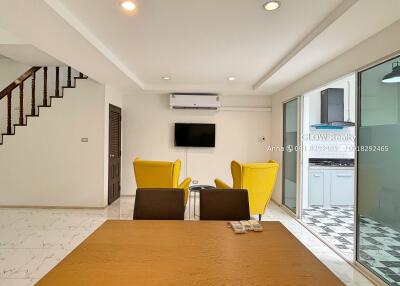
top-left (121, 93), bottom-right (271, 195)
top-left (104, 85), bottom-right (124, 203)
top-left (270, 19), bottom-right (400, 204)
top-left (1, 60), bottom-right (271, 205)
top-left (0, 79), bottom-right (106, 207)
top-left (0, 27), bottom-right (25, 44)
top-left (0, 57), bottom-right (29, 90)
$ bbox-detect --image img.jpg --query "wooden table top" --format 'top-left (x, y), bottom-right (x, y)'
top-left (37, 221), bottom-right (345, 286)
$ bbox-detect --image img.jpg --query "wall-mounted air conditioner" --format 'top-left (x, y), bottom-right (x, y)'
top-left (169, 93), bottom-right (220, 110)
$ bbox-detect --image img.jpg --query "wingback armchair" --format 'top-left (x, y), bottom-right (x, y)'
top-left (133, 158), bottom-right (192, 205)
top-left (215, 160), bottom-right (279, 219)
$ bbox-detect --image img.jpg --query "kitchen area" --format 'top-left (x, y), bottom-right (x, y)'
top-left (301, 73), bottom-right (356, 260)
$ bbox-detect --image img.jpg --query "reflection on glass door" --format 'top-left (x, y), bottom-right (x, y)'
top-left (300, 74), bottom-right (356, 261)
top-left (283, 99), bottom-right (298, 213)
top-left (357, 55), bottom-right (400, 285)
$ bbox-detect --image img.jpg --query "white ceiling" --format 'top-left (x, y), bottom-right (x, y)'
top-left (1, 0), bottom-right (400, 96)
top-left (56, 0), bottom-right (342, 92)
top-left (0, 44), bottom-right (62, 66)
top-left (0, 27), bottom-right (62, 65)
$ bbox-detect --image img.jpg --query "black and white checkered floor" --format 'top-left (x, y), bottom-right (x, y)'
top-left (302, 206), bottom-right (400, 286)
top-left (302, 206), bottom-right (355, 259)
top-left (358, 217), bottom-right (400, 286)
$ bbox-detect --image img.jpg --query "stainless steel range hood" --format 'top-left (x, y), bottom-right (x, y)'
top-left (319, 88), bottom-right (354, 127)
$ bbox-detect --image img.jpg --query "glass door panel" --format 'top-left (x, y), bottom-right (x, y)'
top-left (283, 99), bottom-right (298, 213)
top-left (357, 55), bottom-right (400, 285)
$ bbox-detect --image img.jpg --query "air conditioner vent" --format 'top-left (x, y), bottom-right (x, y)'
top-left (169, 93), bottom-right (220, 110)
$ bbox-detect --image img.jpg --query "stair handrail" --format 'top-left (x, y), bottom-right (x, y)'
top-left (0, 65), bottom-right (87, 144)
top-left (0, 66), bottom-right (41, 100)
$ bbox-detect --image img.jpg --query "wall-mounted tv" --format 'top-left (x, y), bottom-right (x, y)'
top-left (174, 123), bottom-right (215, 147)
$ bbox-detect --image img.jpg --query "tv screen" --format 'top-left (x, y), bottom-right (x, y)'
top-left (174, 123), bottom-right (215, 147)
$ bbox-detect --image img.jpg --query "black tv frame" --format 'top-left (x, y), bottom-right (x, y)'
top-left (174, 123), bottom-right (215, 148)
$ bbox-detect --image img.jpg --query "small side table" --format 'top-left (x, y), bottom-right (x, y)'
top-left (188, 185), bottom-right (215, 220)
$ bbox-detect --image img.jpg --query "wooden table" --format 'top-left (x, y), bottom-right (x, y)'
top-left (37, 221), bottom-right (345, 286)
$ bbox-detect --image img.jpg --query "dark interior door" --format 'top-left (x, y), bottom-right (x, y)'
top-left (108, 104), bottom-right (122, 205)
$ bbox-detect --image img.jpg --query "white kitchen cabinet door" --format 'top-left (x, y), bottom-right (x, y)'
top-left (309, 170), bottom-right (324, 206)
top-left (330, 170), bottom-right (354, 206)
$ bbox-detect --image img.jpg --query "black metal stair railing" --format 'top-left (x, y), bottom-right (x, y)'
top-left (0, 66), bottom-right (88, 145)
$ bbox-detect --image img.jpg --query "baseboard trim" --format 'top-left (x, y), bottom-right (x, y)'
top-left (0, 195), bottom-right (135, 210)
top-left (270, 198), bottom-right (281, 206)
top-left (121, 194), bottom-right (135, 198)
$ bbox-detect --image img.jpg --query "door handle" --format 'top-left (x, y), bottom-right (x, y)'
top-left (313, 174), bottom-right (321, 177)
top-left (336, 174), bottom-right (352, 177)
top-left (110, 154), bottom-right (115, 158)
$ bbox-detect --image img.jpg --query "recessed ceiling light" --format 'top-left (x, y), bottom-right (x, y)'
top-left (162, 76), bottom-right (171, 80)
top-left (263, 1), bottom-right (281, 11)
top-left (227, 76), bottom-right (236, 81)
top-left (121, 1), bottom-right (136, 11)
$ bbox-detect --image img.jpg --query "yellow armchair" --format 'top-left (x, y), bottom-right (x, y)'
top-left (215, 160), bottom-right (279, 219)
top-left (133, 158), bottom-right (191, 205)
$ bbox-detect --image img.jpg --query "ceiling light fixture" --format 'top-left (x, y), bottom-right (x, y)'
top-left (121, 1), bottom-right (136, 11)
top-left (382, 61), bottom-right (400, 83)
top-left (227, 76), bottom-right (236, 81)
top-left (263, 1), bottom-right (281, 11)
top-left (162, 76), bottom-right (171, 80)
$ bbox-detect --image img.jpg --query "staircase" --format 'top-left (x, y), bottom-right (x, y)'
top-left (0, 66), bottom-right (88, 145)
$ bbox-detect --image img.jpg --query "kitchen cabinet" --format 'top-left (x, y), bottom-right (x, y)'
top-left (330, 170), bottom-right (354, 205)
top-left (308, 168), bottom-right (354, 207)
top-left (309, 170), bottom-right (324, 206)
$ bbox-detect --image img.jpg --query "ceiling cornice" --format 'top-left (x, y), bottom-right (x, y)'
top-left (252, 0), bottom-right (359, 90)
top-left (43, 0), bottom-right (146, 90)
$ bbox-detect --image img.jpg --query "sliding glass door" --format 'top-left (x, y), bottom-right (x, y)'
top-left (357, 55), bottom-right (400, 285)
top-left (283, 98), bottom-right (298, 213)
